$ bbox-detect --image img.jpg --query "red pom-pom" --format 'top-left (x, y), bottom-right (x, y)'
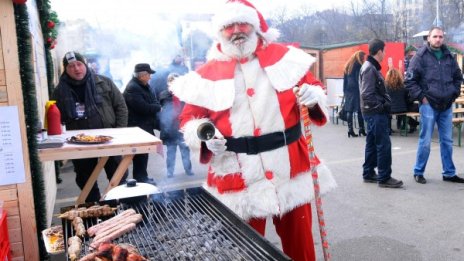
top-left (47, 21), bottom-right (55, 29)
top-left (13, 0), bottom-right (27, 4)
top-left (46, 37), bottom-right (53, 44)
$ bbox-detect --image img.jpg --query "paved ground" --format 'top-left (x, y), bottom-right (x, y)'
top-left (53, 120), bottom-right (464, 261)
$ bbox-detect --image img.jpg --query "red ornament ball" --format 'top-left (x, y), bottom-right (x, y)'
top-left (13, 0), bottom-right (27, 4)
top-left (47, 37), bottom-right (53, 44)
top-left (47, 21), bottom-right (55, 29)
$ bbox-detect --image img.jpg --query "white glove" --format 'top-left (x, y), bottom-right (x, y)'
top-left (205, 138), bottom-right (227, 155)
top-left (295, 84), bottom-right (323, 108)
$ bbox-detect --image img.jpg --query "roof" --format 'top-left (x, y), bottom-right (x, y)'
top-left (301, 41), bottom-right (368, 51)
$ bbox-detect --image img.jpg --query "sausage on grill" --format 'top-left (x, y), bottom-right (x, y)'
top-left (90, 223), bottom-right (136, 249)
top-left (87, 209), bottom-right (136, 237)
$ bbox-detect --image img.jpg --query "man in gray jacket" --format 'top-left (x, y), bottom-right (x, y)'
top-left (360, 39), bottom-right (403, 188)
top-left (405, 26), bottom-right (464, 184)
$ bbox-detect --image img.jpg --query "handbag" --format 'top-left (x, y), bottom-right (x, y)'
top-left (338, 98), bottom-right (348, 121)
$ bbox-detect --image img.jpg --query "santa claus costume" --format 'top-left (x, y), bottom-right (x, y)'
top-left (170, 1), bottom-right (337, 260)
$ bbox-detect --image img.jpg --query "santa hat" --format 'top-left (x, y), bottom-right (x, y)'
top-left (212, 0), bottom-right (280, 43)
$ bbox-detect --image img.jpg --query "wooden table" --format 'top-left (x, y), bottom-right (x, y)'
top-left (38, 127), bottom-right (162, 204)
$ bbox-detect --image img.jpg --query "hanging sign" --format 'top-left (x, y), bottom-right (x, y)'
top-left (0, 106), bottom-right (26, 185)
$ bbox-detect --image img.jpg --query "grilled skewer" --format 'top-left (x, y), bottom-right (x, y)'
top-left (59, 205), bottom-right (117, 220)
top-left (68, 236), bottom-right (82, 261)
top-left (72, 217), bottom-right (86, 237)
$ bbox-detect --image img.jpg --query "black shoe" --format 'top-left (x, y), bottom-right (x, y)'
top-left (408, 127), bottom-right (417, 134)
top-left (363, 174), bottom-right (379, 183)
top-left (348, 130), bottom-right (358, 137)
top-left (185, 171), bottom-right (194, 176)
top-left (378, 177), bottom-right (403, 188)
top-left (414, 175), bottom-right (427, 184)
top-left (443, 175), bottom-right (464, 183)
top-left (359, 129), bottom-right (367, 136)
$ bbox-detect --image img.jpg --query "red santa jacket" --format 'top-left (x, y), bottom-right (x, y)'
top-left (170, 42), bottom-right (336, 220)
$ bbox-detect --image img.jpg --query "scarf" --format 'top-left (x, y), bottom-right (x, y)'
top-left (55, 67), bottom-right (103, 129)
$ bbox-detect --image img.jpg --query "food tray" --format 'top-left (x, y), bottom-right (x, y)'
top-left (42, 225), bottom-right (65, 255)
top-left (66, 135), bottom-right (113, 144)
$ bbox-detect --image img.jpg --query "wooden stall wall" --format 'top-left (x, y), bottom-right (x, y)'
top-left (0, 0), bottom-right (43, 260)
top-left (27, 0), bottom-right (57, 225)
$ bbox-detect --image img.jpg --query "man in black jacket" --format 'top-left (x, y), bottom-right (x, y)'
top-left (360, 39), bottom-right (403, 188)
top-left (53, 51), bottom-right (128, 202)
top-left (123, 63), bottom-right (161, 184)
top-left (405, 26), bottom-right (464, 184)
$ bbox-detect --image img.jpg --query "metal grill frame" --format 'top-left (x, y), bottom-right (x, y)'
top-left (61, 187), bottom-right (291, 261)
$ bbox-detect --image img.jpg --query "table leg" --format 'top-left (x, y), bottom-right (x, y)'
top-left (101, 154), bottom-right (135, 199)
top-left (76, 156), bottom-right (109, 204)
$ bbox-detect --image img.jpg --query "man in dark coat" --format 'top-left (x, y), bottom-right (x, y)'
top-left (405, 26), bottom-right (464, 184)
top-left (123, 63), bottom-right (161, 184)
top-left (53, 51), bottom-right (128, 202)
top-left (360, 39), bottom-right (403, 188)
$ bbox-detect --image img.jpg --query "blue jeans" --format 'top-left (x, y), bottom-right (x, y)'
top-left (362, 114), bottom-right (392, 182)
top-left (414, 104), bottom-right (455, 177)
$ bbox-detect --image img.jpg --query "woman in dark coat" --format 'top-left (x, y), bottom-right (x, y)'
top-left (385, 68), bottom-right (419, 133)
top-left (159, 73), bottom-right (193, 178)
top-left (343, 50), bottom-right (366, 137)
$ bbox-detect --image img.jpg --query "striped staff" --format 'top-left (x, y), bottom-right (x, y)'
top-left (299, 96), bottom-right (331, 261)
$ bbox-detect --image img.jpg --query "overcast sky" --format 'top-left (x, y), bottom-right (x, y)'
top-left (51, 0), bottom-right (351, 25)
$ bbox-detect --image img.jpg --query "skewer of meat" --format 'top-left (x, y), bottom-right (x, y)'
top-left (92, 214), bottom-right (142, 242)
top-left (59, 205), bottom-right (117, 220)
top-left (90, 223), bottom-right (137, 249)
top-left (72, 217), bottom-right (86, 237)
top-left (67, 236), bottom-right (82, 261)
top-left (87, 209), bottom-right (137, 237)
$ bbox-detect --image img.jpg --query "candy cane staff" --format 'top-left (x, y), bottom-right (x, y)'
top-left (294, 86), bottom-right (331, 261)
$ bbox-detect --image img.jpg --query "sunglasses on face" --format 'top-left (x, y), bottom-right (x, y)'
top-left (222, 23), bottom-right (251, 35)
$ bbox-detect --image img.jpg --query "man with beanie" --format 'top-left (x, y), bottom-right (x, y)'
top-left (123, 63), bottom-right (160, 184)
top-left (53, 51), bottom-right (128, 202)
top-left (170, 1), bottom-right (336, 260)
top-left (405, 27), bottom-right (464, 184)
top-left (359, 39), bottom-right (403, 188)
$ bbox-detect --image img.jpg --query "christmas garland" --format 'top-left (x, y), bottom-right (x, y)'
top-left (13, 3), bottom-right (48, 260)
top-left (36, 0), bottom-right (63, 183)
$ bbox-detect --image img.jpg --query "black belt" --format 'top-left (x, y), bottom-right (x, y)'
top-left (225, 123), bottom-right (301, 155)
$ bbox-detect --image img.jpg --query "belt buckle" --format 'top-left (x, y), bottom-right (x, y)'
top-left (245, 136), bottom-right (258, 155)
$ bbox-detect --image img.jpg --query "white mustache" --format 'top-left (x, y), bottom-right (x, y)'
top-left (230, 33), bottom-right (248, 43)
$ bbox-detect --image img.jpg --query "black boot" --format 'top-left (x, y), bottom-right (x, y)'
top-left (358, 112), bottom-right (366, 136)
top-left (347, 116), bottom-right (358, 137)
top-left (359, 128), bottom-right (367, 136)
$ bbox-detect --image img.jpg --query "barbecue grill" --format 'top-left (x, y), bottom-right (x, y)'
top-left (61, 187), bottom-right (291, 260)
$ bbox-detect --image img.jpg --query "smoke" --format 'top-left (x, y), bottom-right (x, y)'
top-left (52, 0), bottom-right (222, 90)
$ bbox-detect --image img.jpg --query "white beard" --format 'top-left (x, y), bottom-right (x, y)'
top-left (219, 32), bottom-right (259, 59)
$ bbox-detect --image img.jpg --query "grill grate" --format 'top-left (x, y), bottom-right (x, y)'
top-left (62, 187), bottom-right (291, 261)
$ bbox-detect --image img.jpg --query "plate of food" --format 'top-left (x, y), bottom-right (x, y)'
top-left (66, 133), bottom-right (113, 144)
top-left (42, 225), bottom-right (65, 254)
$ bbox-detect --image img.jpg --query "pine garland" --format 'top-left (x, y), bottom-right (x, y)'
top-left (13, 3), bottom-right (48, 260)
top-left (36, 0), bottom-right (63, 183)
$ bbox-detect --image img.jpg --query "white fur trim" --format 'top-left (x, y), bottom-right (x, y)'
top-left (261, 27), bottom-right (280, 43)
top-left (212, 2), bottom-right (260, 36)
top-left (204, 162), bottom-right (337, 220)
top-left (170, 71), bottom-right (235, 111)
top-left (264, 46), bottom-right (316, 91)
top-left (181, 118), bottom-right (210, 151)
top-left (210, 152), bottom-right (242, 176)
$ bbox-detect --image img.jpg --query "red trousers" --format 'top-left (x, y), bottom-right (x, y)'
top-left (248, 203), bottom-right (316, 261)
